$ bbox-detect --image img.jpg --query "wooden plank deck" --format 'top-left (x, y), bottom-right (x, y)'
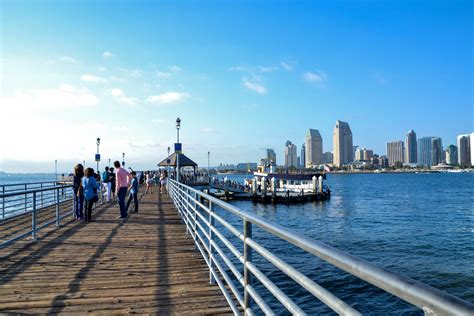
top-left (0, 189), bottom-right (231, 314)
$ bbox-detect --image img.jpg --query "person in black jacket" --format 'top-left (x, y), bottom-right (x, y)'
top-left (73, 164), bottom-right (85, 220)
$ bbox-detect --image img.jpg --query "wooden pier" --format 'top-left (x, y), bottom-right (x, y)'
top-left (0, 190), bottom-right (231, 314)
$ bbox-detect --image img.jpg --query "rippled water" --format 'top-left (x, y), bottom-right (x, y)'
top-left (212, 173), bottom-right (474, 314)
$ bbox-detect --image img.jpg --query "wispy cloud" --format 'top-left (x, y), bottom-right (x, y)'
top-left (230, 65), bottom-right (278, 73)
top-left (107, 88), bottom-right (139, 106)
top-left (156, 65), bottom-right (183, 78)
top-left (170, 65), bottom-right (182, 72)
top-left (103, 51), bottom-right (113, 58)
top-left (81, 74), bottom-right (108, 83)
top-left (242, 78), bottom-right (267, 94)
top-left (58, 56), bottom-right (77, 63)
top-left (281, 61), bottom-right (294, 71)
top-left (303, 70), bottom-right (327, 83)
top-left (146, 91), bottom-right (190, 104)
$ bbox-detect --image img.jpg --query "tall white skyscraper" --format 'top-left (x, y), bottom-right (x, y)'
top-left (284, 141), bottom-right (297, 168)
top-left (457, 134), bottom-right (471, 166)
top-left (405, 129), bottom-right (417, 164)
top-left (305, 129), bottom-right (323, 168)
top-left (332, 120), bottom-right (353, 167)
top-left (387, 141), bottom-right (405, 165)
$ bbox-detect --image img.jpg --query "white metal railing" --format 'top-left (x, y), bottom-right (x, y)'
top-left (0, 181), bottom-right (104, 249)
top-left (167, 178), bottom-right (474, 315)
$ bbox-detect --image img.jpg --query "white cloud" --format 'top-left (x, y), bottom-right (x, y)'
top-left (109, 88), bottom-right (124, 97)
top-left (0, 84), bottom-right (99, 113)
top-left (81, 74), bottom-right (108, 83)
top-left (257, 66), bottom-right (277, 72)
top-left (146, 91), bottom-right (190, 104)
top-left (242, 78), bottom-right (267, 94)
top-left (103, 51), bottom-right (113, 58)
top-left (281, 62), bottom-right (293, 71)
top-left (107, 88), bottom-right (139, 106)
top-left (303, 71), bottom-right (327, 83)
top-left (170, 65), bottom-right (182, 72)
top-left (59, 56), bottom-right (77, 63)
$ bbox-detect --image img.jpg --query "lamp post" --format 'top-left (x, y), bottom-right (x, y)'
top-left (96, 137), bottom-right (101, 173)
top-left (108, 158), bottom-right (111, 168)
top-left (208, 151), bottom-right (210, 174)
top-left (122, 152), bottom-right (125, 167)
top-left (176, 117), bottom-right (181, 182)
top-left (83, 160), bottom-right (85, 167)
top-left (167, 146), bottom-right (170, 175)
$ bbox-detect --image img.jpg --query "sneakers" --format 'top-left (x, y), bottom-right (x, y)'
top-left (117, 215), bottom-right (129, 220)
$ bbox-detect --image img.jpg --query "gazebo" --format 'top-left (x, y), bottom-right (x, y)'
top-left (157, 152), bottom-right (198, 173)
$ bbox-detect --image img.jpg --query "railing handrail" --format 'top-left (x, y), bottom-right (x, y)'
top-left (0, 184), bottom-right (73, 199)
top-left (167, 178), bottom-right (474, 315)
top-left (0, 180), bottom-right (69, 188)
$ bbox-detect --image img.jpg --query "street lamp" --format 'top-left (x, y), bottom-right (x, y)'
top-left (108, 158), bottom-right (111, 167)
top-left (176, 117), bottom-right (181, 182)
top-left (167, 146), bottom-right (170, 174)
top-left (122, 152), bottom-right (125, 167)
top-left (96, 137), bottom-right (101, 173)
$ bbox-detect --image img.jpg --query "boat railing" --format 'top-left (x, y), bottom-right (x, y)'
top-left (167, 178), bottom-right (474, 315)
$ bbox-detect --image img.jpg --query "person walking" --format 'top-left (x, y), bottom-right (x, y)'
top-left (115, 161), bottom-right (131, 220)
top-left (145, 171), bottom-right (153, 194)
top-left (73, 164), bottom-right (84, 220)
top-left (82, 167), bottom-right (100, 222)
top-left (126, 171), bottom-right (139, 213)
top-left (109, 167), bottom-right (116, 202)
top-left (160, 170), bottom-right (168, 194)
top-left (102, 166), bottom-right (111, 202)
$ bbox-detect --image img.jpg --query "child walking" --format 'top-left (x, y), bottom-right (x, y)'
top-left (126, 171), bottom-right (139, 213)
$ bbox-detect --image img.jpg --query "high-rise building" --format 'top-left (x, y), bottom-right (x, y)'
top-left (405, 129), bottom-right (417, 164)
top-left (323, 151), bottom-right (333, 164)
top-left (355, 147), bottom-right (373, 161)
top-left (431, 137), bottom-right (442, 166)
top-left (265, 148), bottom-right (277, 165)
top-left (445, 145), bottom-right (458, 165)
top-left (353, 145), bottom-right (359, 162)
top-left (457, 134), bottom-right (471, 166)
top-left (387, 141), bottom-right (404, 165)
top-left (305, 129), bottom-right (323, 167)
top-left (300, 144), bottom-right (306, 168)
top-left (284, 141), bottom-right (297, 168)
top-left (471, 133), bottom-right (474, 166)
top-left (417, 137), bottom-right (442, 167)
top-left (333, 120), bottom-right (353, 167)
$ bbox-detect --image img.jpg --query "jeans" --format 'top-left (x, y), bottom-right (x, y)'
top-left (74, 195), bottom-right (84, 219)
top-left (84, 198), bottom-right (94, 222)
top-left (126, 192), bottom-right (138, 213)
top-left (117, 187), bottom-right (128, 218)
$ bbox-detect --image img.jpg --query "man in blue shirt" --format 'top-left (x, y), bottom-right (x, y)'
top-left (126, 171), bottom-right (139, 213)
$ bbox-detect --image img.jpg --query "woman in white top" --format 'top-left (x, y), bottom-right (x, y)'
top-left (160, 171), bottom-right (168, 194)
top-left (145, 171), bottom-right (153, 194)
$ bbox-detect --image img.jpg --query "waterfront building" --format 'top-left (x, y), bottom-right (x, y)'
top-left (353, 145), bottom-right (359, 162)
top-left (431, 137), bottom-right (443, 166)
top-left (445, 145), bottom-right (458, 165)
top-left (333, 120), bottom-right (353, 167)
top-left (387, 141), bottom-right (405, 166)
top-left (305, 129), bottom-right (323, 168)
top-left (265, 148), bottom-right (277, 165)
top-left (300, 144), bottom-right (306, 168)
top-left (457, 134), bottom-right (471, 166)
top-left (405, 129), bottom-right (417, 164)
top-left (236, 163), bottom-right (258, 172)
top-left (379, 156), bottom-right (389, 168)
top-left (355, 147), bottom-right (373, 161)
top-left (323, 151), bottom-right (333, 164)
top-left (284, 141), bottom-right (298, 168)
top-left (471, 133), bottom-right (474, 166)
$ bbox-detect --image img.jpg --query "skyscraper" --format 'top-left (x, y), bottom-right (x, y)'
top-left (387, 141), bottom-right (405, 165)
top-left (431, 137), bottom-right (442, 166)
top-left (471, 133), bottom-right (474, 166)
top-left (323, 151), bottom-right (333, 164)
top-left (284, 141), bottom-right (297, 168)
top-left (405, 129), bottom-right (417, 164)
top-left (445, 145), bottom-right (457, 165)
top-left (265, 148), bottom-right (277, 165)
top-left (300, 144), bottom-right (306, 168)
top-left (457, 134), bottom-right (471, 166)
top-left (333, 120), bottom-right (353, 167)
top-left (305, 129), bottom-right (323, 168)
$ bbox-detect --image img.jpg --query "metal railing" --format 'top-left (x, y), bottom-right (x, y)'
top-left (1, 181), bottom-right (73, 219)
top-left (0, 181), bottom-right (104, 249)
top-left (167, 179), bottom-right (474, 315)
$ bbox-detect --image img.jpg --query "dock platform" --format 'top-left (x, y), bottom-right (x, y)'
top-left (0, 190), bottom-right (230, 314)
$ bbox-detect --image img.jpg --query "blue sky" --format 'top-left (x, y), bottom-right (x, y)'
top-left (1, 0), bottom-right (472, 172)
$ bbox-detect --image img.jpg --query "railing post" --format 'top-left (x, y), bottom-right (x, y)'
top-left (24, 184), bottom-right (27, 213)
top-left (208, 200), bottom-right (215, 284)
top-left (192, 189), bottom-right (197, 249)
top-left (2, 185), bottom-right (5, 219)
top-left (32, 192), bottom-right (37, 240)
top-left (40, 183), bottom-right (44, 208)
top-left (243, 219), bottom-right (253, 314)
top-left (56, 188), bottom-right (60, 226)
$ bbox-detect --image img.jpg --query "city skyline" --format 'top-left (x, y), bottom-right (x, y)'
top-left (1, 1), bottom-right (472, 172)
